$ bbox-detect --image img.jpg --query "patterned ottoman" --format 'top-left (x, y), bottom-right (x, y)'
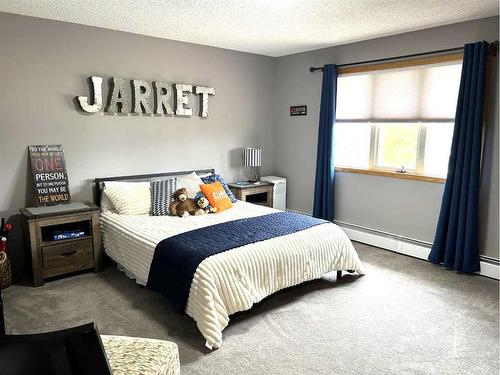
top-left (101, 335), bottom-right (180, 375)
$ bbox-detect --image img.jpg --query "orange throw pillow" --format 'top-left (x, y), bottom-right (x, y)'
top-left (199, 182), bottom-right (233, 213)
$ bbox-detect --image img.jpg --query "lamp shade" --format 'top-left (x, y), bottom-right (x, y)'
top-left (243, 147), bottom-right (262, 167)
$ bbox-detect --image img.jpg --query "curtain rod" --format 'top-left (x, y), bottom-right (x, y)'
top-left (309, 40), bottom-right (499, 73)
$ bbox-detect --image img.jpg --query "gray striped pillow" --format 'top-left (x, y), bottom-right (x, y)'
top-left (150, 178), bottom-right (177, 216)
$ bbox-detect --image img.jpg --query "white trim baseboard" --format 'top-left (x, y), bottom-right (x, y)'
top-left (336, 222), bottom-right (499, 280)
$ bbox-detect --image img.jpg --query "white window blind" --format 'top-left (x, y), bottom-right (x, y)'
top-left (336, 61), bottom-right (463, 121)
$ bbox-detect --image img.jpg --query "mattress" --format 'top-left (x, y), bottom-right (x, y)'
top-left (101, 201), bottom-right (364, 349)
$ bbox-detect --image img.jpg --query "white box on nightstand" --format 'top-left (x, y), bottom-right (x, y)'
top-left (260, 176), bottom-right (286, 210)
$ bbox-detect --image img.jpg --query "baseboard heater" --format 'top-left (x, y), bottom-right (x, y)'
top-left (334, 219), bottom-right (499, 280)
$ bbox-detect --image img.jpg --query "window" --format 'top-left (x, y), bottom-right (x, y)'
top-left (334, 55), bottom-right (462, 181)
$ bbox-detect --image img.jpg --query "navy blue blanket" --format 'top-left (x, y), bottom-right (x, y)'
top-left (146, 211), bottom-right (327, 312)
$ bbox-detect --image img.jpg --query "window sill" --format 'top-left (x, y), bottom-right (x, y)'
top-left (334, 167), bottom-right (445, 184)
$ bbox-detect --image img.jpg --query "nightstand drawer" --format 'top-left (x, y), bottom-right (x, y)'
top-left (42, 239), bottom-right (94, 276)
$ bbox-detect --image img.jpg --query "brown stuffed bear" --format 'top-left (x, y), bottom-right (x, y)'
top-left (169, 188), bottom-right (200, 217)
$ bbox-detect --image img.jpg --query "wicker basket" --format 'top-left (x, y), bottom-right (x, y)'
top-left (0, 251), bottom-right (12, 289)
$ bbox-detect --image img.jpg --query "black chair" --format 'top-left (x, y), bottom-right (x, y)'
top-left (0, 318), bottom-right (112, 375)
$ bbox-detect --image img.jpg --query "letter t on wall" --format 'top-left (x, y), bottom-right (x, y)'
top-left (195, 86), bottom-right (215, 117)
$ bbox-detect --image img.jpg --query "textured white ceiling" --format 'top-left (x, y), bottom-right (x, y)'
top-left (1, 0), bottom-right (498, 57)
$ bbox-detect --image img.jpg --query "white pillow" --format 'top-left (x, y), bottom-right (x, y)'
top-left (100, 190), bottom-right (117, 214)
top-left (176, 172), bottom-right (204, 198)
top-left (104, 181), bottom-right (151, 215)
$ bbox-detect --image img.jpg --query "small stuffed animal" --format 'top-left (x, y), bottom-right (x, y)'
top-left (169, 188), bottom-right (199, 217)
top-left (194, 193), bottom-right (217, 215)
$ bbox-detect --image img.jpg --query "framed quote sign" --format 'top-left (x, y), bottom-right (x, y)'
top-left (28, 145), bottom-right (71, 206)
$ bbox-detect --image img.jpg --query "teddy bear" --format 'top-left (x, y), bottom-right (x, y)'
top-left (194, 193), bottom-right (217, 215)
top-left (169, 188), bottom-right (200, 217)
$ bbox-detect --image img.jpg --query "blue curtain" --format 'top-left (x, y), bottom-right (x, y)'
top-left (428, 42), bottom-right (489, 273)
top-left (313, 64), bottom-right (337, 221)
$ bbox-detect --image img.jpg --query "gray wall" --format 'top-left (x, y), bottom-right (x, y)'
top-left (272, 17), bottom-right (499, 259)
top-left (0, 13), bottom-right (275, 266)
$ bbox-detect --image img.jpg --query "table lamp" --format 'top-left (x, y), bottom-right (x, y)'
top-left (243, 147), bottom-right (262, 183)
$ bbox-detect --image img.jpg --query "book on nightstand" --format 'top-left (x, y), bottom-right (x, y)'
top-left (51, 230), bottom-right (86, 241)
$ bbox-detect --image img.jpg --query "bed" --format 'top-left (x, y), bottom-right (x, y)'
top-left (94, 170), bottom-right (364, 349)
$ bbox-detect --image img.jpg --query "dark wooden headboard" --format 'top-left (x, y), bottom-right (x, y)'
top-left (93, 168), bottom-right (215, 206)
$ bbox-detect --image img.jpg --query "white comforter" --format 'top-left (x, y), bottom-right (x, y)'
top-left (100, 201), bottom-right (364, 349)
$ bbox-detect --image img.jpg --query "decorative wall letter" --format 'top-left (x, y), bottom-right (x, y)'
top-left (175, 84), bottom-right (193, 116)
top-left (77, 76), bottom-right (103, 113)
top-left (132, 80), bottom-right (153, 114)
top-left (106, 78), bottom-right (129, 114)
top-left (77, 76), bottom-right (214, 119)
top-left (194, 86), bottom-right (215, 117)
top-left (153, 81), bottom-right (174, 115)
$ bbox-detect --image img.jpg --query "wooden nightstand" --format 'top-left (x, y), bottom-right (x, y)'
top-left (228, 182), bottom-right (274, 208)
top-left (20, 202), bottom-right (102, 287)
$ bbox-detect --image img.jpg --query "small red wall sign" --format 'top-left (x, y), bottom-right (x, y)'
top-left (290, 105), bottom-right (307, 116)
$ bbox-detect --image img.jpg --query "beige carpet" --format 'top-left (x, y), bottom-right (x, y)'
top-left (3, 242), bottom-right (499, 374)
